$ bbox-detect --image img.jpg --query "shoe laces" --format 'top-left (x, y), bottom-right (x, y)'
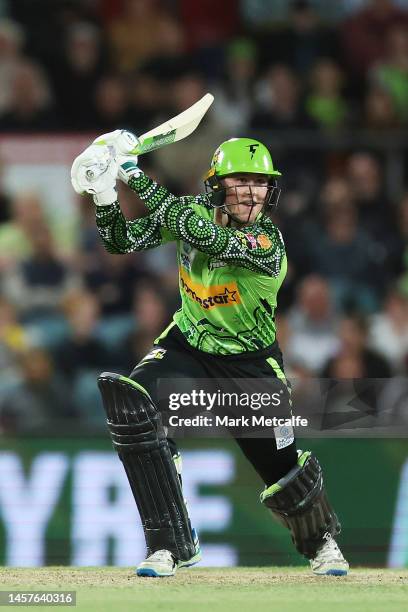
top-left (315, 536), bottom-right (343, 562)
top-left (147, 549), bottom-right (175, 563)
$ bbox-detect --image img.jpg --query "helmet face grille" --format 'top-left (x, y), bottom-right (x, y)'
top-left (205, 179), bottom-right (281, 226)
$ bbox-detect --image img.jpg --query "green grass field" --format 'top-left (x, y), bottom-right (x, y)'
top-left (0, 567), bottom-right (407, 612)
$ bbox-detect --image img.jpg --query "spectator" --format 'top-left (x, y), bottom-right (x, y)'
top-left (264, 0), bottom-right (340, 74)
top-left (325, 352), bottom-right (365, 379)
top-left (179, 0), bottom-right (238, 52)
top-left (0, 297), bottom-right (27, 377)
top-left (119, 281), bottom-right (173, 369)
top-left (305, 59), bottom-right (349, 130)
top-left (53, 290), bottom-right (111, 378)
top-left (136, 13), bottom-right (187, 80)
top-left (275, 312), bottom-right (313, 380)
top-left (320, 314), bottom-right (392, 429)
top-left (127, 68), bottom-right (165, 135)
top-left (108, 0), bottom-right (180, 74)
top-left (346, 152), bottom-right (392, 245)
top-left (2, 224), bottom-right (81, 319)
top-left (0, 59), bottom-right (58, 131)
top-left (84, 244), bottom-right (148, 316)
top-left (363, 84), bottom-right (400, 130)
top-left (125, 17), bottom-right (187, 130)
top-left (308, 177), bottom-right (386, 312)
top-left (92, 73), bottom-right (131, 131)
top-left (251, 64), bottom-right (316, 131)
top-left (369, 288), bottom-right (408, 372)
top-left (0, 347), bottom-right (76, 434)
top-left (322, 314), bottom-right (392, 377)
top-left (48, 22), bottom-right (105, 130)
top-left (212, 38), bottom-right (257, 132)
top-left (0, 18), bottom-right (25, 114)
top-left (317, 351), bottom-right (381, 429)
top-left (341, 0), bottom-right (408, 76)
top-left (0, 191), bottom-right (48, 266)
top-left (371, 25), bottom-right (408, 121)
top-left (345, 154), bottom-right (396, 298)
top-left (286, 275), bottom-right (340, 374)
top-left (9, 0), bottom-right (100, 62)
top-left (78, 179), bottom-right (148, 274)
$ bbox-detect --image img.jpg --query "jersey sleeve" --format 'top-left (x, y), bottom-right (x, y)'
top-left (94, 200), bottom-right (175, 254)
top-left (128, 172), bottom-right (285, 276)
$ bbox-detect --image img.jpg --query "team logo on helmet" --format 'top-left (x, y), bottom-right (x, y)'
top-left (211, 147), bottom-right (221, 167)
top-left (247, 143), bottom-right (259, 159)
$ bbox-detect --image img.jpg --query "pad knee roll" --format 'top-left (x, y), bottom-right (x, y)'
top-left (98, 372), bottom-right (196, 562)
top-left (260, 451), bottom-right (341, 559)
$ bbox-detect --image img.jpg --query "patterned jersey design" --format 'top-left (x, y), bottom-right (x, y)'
top-left (95, 172), bottom-right (287, 354)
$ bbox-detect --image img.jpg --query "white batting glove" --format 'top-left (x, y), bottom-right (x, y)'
top-left (117, 154), bottom-right (141, 184)
top-left (93, 129), bottom-right (139, 153)
top-left (93, 130), bottom-right (141, 185)
top-left (71, 144), bottom-right (119, 205)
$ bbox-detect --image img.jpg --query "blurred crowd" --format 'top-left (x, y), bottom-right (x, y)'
top-left (1, 0), bottom-right (408, 433)
top-left (2, 0), bottom-right (408, 134)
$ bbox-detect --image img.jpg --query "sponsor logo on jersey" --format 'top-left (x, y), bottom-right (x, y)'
top-left (180, 242), bottom-right (196, 271)
top-left (257, 234), bottom-right (272, 249)
top-left (181, 252), bottom-right (191, 271)
top-left (140, 348), bottom-right (167, 362)
top-left (245, 233), bottom-right (258, 249)
top-left (179, 268), bottom-right (241, 310)
top-left (274, 424), bottom-right (294, 450)
top-left (237, 231), bottom-right (272, 251)
top-left (208, 259), bottom-right (228, 271)
top-left (181, 241), bottom-right (194, 254)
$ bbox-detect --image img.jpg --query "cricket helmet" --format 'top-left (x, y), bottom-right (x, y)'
top-left (204, 138), bottom-right (282, 224)
top-left (204, 138), bottom-right (281, 181)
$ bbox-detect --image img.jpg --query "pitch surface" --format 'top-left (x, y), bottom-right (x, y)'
top-left (0, 567), bottom-right (407, 611)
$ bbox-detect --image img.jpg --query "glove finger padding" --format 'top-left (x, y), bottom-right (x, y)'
top-left (93, 129), bottom-right (139, 155)
top-left (260, 452), bottom-right (341, 559)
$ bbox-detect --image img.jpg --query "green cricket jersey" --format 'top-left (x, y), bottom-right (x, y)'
top-left (95, 172), bottom-right (287, 355)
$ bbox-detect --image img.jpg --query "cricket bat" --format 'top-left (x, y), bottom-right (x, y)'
top-left (94, 93), bottom-right (214, 157)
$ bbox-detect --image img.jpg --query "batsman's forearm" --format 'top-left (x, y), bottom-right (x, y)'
top-left (128, 174), bottom-right (285, 276)
top-left (128, 171), bottom-right (212, 210)
top-left (95, 201), bottom-right (164, 253)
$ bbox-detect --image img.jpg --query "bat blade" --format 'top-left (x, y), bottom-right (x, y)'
top-left (130, 93), bottom-right (214, 155)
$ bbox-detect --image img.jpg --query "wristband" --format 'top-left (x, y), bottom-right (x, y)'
top-left (93, 186), bottom-right (117, 206)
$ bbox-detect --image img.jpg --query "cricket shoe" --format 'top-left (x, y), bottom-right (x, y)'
top-left (136, 550), bottom-right (177, 577)
top-left (310, 535), bottom-right (349, 576)
top-left (136, 529), bottom-right (202, 577)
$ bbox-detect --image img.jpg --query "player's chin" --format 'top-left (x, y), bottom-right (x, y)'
top-left (227, 204), bottom-right (259, 224)
top-left (236, 214), bottom-right (256, 225)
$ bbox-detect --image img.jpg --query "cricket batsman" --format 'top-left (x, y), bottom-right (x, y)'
top-left (71, 131), bottom-right (349, 577)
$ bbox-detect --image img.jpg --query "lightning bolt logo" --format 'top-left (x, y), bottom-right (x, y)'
top-left (248, 143), bottom-right (259, 159)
